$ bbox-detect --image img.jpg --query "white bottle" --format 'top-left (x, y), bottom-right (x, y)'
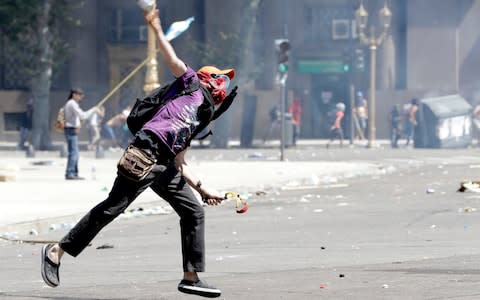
top-left (91, 164), bottom-right (97, 180)
top-left (165, 17), bottom-right (195, 41)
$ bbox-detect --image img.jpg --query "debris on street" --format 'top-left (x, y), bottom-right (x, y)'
top-left (458, 181), bottom-right (480, 193)
top-left (462, 207), bottom-right (477, 213)
top-left (96, 243), bottom-right (114, 250)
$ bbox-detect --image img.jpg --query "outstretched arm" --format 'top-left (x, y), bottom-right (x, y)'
top-left (175, 149), bottom-right (224, 205)
top-left (145, 10), bottom-right (188, 78)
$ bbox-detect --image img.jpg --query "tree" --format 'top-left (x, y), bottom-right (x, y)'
top-left (187, 0), bottom-right (264, 148)
top-left (0, 0), bottom-right (81, 150)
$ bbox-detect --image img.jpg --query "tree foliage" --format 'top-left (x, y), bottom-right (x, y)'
top-left (0, 0), bottom-right (81, 80)
top-left (186, 0), bottom-right (265, 148)
top-left (187, 0), bottom-right (264, 86)
top-left (0, 0), bottom-right (82, 149)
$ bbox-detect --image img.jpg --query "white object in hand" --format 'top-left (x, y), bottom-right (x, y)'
top-left (165, 17), bottom-right (195, 41)
top-left (136, 0), bottom-right (155, 11)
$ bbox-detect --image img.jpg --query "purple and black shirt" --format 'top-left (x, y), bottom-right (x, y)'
top-left (142, 66), bottom-right (204, 156)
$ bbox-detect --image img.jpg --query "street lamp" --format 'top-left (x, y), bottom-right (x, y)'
top-left (137, 0), bottom-right (160, 94)
top-left (355, 1), bottom-right (392, 148)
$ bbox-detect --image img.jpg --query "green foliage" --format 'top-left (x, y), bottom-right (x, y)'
top-left (186, 0), bottom-right (264, 84)
top-left (0, 0), bottom-right (83, 80)
top-left (188, 31), bottom-right (242, 70)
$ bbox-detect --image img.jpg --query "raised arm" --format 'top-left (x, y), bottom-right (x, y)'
top-left (145, 10), bottom-right (188, 78)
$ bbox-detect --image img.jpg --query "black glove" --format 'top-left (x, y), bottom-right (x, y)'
top-left (226, 85), bottom-right (238, 100)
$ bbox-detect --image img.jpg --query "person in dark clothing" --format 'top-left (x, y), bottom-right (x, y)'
top-left (390, 104), bottom-right (402, 148)
top-left (263, 104), bottom-right (281, 143)
top-left (17, 97), bottom-right (33, 150)
top-left (40, 9), bottom-right (237, 298)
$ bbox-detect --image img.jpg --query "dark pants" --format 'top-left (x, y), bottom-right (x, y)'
top-left (391, 127), bottom-right (401, 148)
top-left (405, 122), bottom-right (414, 146)
top-left (59, 161), bottom-right (206, 272)
top-left (329, 127), bottom-right (344, 144)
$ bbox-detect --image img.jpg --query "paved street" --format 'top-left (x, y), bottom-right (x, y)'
top-left (1, 145), bottom-right (480, 299)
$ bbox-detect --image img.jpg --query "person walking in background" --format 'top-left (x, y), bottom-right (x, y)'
top-left (354, 91), bottom-right (368, 140)
top-left (289, 95), bottom-right (302, 146)
top-left (17, 96), bottom-right (34, 150)
top-left (263, 104), bottom-right (281, 143)
top-left (405, 98), bottom-right (419, 147)
top-left (326, 102), bottom-right (345, 148)
top-left (119, 105), bottom-right (133, 148)
top-left (86, 105), bottom-right (105, 151)
top-left (101, 106), bottom-right (131, 150)
top-left (63, 87), bottom-right (98, 180)
top-left (389, 104), bottom-right (402, 148)
top-left (41, 8), bottom-right (238, 298)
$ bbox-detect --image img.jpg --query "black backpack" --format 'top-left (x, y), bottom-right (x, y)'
top-left (126, 79), bottom-right (238, 141)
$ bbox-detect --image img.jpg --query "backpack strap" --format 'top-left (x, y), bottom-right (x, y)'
top-left (153, 79), bottom-right (200, 102)
top-left (187, 85), bottom-right (239, 144)
top-left (189, 86), bottom-right (215, 141)
top-left (174, 80), bottom-right (200, 98)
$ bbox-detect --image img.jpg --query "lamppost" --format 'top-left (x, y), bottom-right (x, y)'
top-left (355, 1), bottom-right (392, 148)
top-left (137, 0), bottom-right (160, 94)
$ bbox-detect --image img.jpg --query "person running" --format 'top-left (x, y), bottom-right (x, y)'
top-left (41, 9), bottom-right (238, 298)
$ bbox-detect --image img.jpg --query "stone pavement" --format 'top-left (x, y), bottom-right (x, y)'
top-left (0, 140), bottom-right (389, 235)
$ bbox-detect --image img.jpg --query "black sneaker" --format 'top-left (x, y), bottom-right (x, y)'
top-left (178, 279), bottom-right (221, 298)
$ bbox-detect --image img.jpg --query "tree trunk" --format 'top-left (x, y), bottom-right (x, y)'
top-left (31, 69), bottom-right (53, 150)
top-left (31, 0), bottom-right (54, 150)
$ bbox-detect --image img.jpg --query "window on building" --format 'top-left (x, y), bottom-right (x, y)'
top-left (108, 7), bottom-right (165, 44)
top-left (0, 36), bottom-right (29, 90)
top-left (303, 6), bottom-right (353, 47)
top-left (0, 35), bottom-right (70, 90)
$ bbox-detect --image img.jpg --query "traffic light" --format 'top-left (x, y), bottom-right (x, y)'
top-left (275, 39), bottom-right (290, 73)
top-left (342, 50), bottom-right (351, 73)
top-left (353, 48), bottom-right (365, 72)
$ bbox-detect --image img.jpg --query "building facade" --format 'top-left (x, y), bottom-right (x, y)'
top-left (1, 0), bottom-right (479, 143)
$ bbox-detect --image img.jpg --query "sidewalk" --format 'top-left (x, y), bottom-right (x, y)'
top-left (0, 140), bottom-right (390, 234)
top-left (0, 138), bottom-right (392, 151)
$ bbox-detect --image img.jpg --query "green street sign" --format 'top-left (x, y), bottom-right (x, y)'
top-left (297, 59), bottom-right (345, 74)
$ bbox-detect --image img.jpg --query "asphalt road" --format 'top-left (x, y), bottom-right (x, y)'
top-left (2, 148), bottom-right (480, 299)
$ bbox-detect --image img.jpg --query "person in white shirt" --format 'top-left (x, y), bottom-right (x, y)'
top-left (86, 105), bottom-right (105, 151)
top-left (63, 87), bottom-right (98, 180)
